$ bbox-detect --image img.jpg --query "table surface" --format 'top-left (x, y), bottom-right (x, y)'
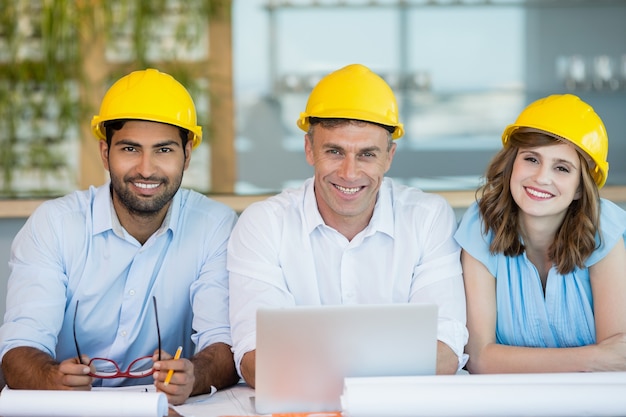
top-left (170, 382), bottom-right (257, 417)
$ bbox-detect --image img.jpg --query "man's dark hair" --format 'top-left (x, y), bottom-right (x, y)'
top-left (104, 119), bottom-right (190, 153)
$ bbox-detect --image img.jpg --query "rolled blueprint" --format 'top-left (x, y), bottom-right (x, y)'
top-left (0, 387), bottom-right (168, 417)
top-left (341, 372), bottom-right (626, 417)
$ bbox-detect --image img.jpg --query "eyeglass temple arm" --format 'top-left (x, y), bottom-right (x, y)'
top-left (73, 300), bottom-right (85, 364)
top-left (73, 298), bottom-right (163, 366)
top-left (153, 296), bottom-right (162, 361)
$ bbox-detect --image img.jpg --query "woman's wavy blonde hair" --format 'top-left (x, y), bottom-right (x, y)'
top-left (477, 130), bottom-right (601, 274)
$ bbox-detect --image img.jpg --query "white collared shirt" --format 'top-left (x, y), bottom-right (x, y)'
top-left (228, 177), bottom-right (468, 375)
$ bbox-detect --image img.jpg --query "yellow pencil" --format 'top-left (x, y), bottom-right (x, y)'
top-left (164, 346), bottom-right (182, 386)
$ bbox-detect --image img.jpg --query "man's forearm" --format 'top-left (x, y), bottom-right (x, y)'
top-left (436, 341), bottom-right (459, 375)
top-left (191, 342), bottom-right (239, 396)
top-left (240, 350), bottom-right (255, 388)
top-left (2, 346), bottom-right (62, 390)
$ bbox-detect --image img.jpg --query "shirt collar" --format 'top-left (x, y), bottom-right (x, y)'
top-left (92, 182), bottom-right (178, 239)
top-left (92, 183), bottom-right (114, 236)
top-left (302, 177), bottom-right (395, 239)
top-left (303, 178), bottom-right (325, 234)
top-left (366, 178), bottom-right (394, 239)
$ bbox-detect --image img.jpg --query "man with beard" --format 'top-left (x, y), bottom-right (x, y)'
top-left (0, 69), bottom-right (239, 405)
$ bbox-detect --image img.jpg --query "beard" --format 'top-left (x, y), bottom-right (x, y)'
top-left (109, 171), bottom-right (183, 217)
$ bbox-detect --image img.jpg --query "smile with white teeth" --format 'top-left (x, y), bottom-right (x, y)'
top-left (335, 184), bottom-right (361, 195)
top-left (526, 187), bottom-right (552, 199)
top-left (135, 182), bottom-right (159, 189)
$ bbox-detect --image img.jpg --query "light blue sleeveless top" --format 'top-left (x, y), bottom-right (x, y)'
top-left (455, 199), bottom-right (626, 348)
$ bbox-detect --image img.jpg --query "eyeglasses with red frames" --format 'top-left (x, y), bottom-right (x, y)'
top-left (73, 296), bottom-right (162, 379)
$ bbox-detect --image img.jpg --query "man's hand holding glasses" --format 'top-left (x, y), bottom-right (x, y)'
top-left (55, 354), bottom-right (95, 390)
top-left (72, 296), bottom-right (196, 405)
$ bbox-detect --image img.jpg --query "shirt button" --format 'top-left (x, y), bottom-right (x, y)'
top-left (129, 289), bottom-right (136, 296)
top-left (120, 330), bottom-right (127, 337)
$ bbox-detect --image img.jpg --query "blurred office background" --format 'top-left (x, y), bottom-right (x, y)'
top-left (233, 0), bottom-right (626, 193)
top-left (1, 0), bottom-right (626, 198)
top-left (1, 0), bottom-right (626, 314)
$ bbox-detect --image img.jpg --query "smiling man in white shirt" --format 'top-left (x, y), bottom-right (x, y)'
top-left (227, 64), bottom-right (468, 388)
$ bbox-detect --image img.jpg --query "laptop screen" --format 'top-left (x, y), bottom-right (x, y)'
top-left (254, 303), bottom-right (438, 414)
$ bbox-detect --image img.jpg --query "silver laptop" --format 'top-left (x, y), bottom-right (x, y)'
top-left (254, 303), bottom-right (438, 414)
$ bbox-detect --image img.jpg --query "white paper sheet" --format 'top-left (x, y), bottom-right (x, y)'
top-left (341, 372), bottom-right (626, 417)
top-left (0, 386), bottom-right (169, 417)
top-left (171, 383), bottom-right (257, 417)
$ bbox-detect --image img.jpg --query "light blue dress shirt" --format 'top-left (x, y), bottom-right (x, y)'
top-left (228, 177), bottom-right (468, 376)
top-left (0, 183), bottom-right (237, 386)
top-left (455, 199), bottom-right (626, 348)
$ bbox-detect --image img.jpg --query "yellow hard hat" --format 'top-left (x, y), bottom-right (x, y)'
top-left (91, 68), bottom-right (202, 149)
top-left (297, 64), bottom-right (404, 139)
top-left (502, 94), bottom-right (609, 188)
